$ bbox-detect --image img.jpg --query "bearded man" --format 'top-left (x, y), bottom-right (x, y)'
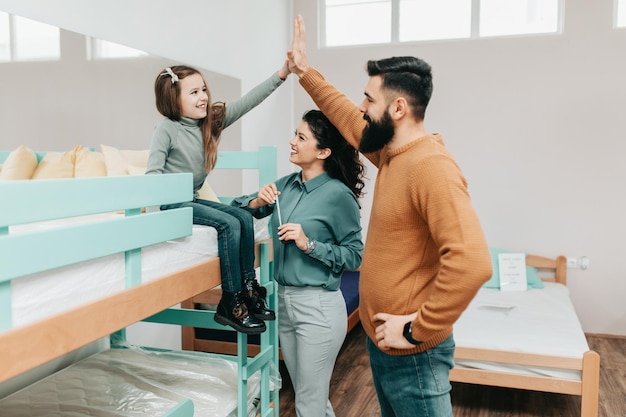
top-left (287, 15), bottom-right (493, 417)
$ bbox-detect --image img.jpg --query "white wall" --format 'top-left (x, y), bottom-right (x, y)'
top-left (1, 0), bottom-right (623, 341)
top-left (0, 0), bottom-right (296, 181)
top-left (293, 0), bottom-right (626, 336)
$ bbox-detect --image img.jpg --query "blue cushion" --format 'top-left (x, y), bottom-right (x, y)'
top-left (483, 247), bottom-right (544, 289)
top-left (340, 270), bottom-right (360, 315)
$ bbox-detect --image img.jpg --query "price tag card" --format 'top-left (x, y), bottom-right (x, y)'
top-left (498, 253), bottom-right (527, 291)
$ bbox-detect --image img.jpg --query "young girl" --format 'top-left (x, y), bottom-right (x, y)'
top-left (146, 63), bottom-right (289, 334)
top-left (232, 110), bottom-right (365, 416)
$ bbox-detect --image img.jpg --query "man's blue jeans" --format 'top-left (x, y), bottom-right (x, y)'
top-left (161, 199), bottom-right (256, 293)
top-left (366, 334), bottom-right (455, 417)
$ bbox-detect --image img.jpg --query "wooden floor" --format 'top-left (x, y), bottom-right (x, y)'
top-left (278, 323), bottom-right (626, 417)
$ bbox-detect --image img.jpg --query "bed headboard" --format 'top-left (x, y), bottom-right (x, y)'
top-left (213, 146), bottom-right (277, 203)
top-left (526, 254), bottom-right (567, 285)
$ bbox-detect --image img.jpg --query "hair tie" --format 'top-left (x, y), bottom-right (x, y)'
top-left (161, 67), bottom-right (179, 84)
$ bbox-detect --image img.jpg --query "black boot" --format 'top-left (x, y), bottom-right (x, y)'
top-left (214, 290), bottom-right (266, 334)
top-left (245, 278), bottom-right (276, 321)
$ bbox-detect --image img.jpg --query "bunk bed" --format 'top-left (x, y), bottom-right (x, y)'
top-left (451, 253), bottom-right (600, 417)
top-left (0, 146), bottom-right (279, 417)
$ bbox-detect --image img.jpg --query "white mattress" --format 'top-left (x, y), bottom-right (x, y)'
top-left (0, 346), bottom-right (265, 417)
top-left (10, 213), bottom-right (270, 329)
top-left (453, 282), bottom-right (589, 380)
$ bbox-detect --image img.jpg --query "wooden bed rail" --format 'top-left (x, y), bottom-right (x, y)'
top-left (451, 348), bottom-right (599, 415)
top-left (0, 259), bottom-right (221, 383)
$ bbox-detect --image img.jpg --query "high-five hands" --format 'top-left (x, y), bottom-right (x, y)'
top-left (287, 14), bottom-right (310, 77)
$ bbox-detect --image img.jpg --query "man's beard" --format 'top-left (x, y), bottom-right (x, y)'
top-left (359, 111), bottom-right (395, 153)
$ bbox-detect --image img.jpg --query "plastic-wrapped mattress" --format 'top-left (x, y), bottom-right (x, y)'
top-left (0, 346), bottom-right (269, 417)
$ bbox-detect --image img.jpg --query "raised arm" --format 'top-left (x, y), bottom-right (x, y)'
top-left (222, 65), bottom-right (288, 129)
top-left (288, 15), bottom-right (378, 166)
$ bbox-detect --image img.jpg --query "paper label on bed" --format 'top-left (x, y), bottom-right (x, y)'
top-left (498, 253), bottom-right (527, 291)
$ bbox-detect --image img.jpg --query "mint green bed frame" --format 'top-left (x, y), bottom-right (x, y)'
top-left (0, 146), bottom-right (278, 417)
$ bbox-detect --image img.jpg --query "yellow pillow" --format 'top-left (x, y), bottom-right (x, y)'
top-left (31, 146), bottom-right (81, 179)
top-left (127, 164), bottom-right (147, 175)
top-left (0, 145), bottom-right (38, 180)
top-left (74, 148), bottom-right (107, 177)
top-left (197, 178), bottom-right (220, 202)
top-left (100, 144), bottom-right (149, 176)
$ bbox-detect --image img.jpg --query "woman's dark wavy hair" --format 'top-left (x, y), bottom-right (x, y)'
top-left (154, 65), bottom-right (226, 172)
top-left (367, 56), bottom-right (433, 121)
top-left (302, 110), bottom-right (365, 200)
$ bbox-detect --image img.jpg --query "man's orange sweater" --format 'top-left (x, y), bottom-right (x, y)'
top-left (299, 68), bottom-right (492, 355)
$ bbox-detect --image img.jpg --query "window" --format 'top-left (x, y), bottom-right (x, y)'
top-left (617, 0), bottom-right (626, 27)
top-left (0, 12), bottom-right (60, 62)
top-left (87, 38), bottom-right (147, 60)
top-left (399, 0), bottom-right (471, 41)
top-left (479, 0), bottom-right (559, 37)
top-left (0, 12), bottom-right (9, 61)
top-left (323, 0), bottom-right (561, 47)
top-left (324, 0), bottom-right (392, 46)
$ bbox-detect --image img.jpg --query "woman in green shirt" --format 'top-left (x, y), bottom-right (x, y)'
top-left (232, 110), bottom-right (365, 417)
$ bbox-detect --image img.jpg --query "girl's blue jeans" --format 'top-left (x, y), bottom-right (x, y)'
top-left (161, 198), bottom-right (256, 293)
top-left (366, 334), bottom-right (455, 417)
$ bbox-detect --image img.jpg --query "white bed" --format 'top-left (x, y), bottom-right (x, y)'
top-left (9, 213), bottom-right (269, 329)
top-left (455, 282), bottom-right (588, 380)
top-left (450, 254), bottom-right (600, 417)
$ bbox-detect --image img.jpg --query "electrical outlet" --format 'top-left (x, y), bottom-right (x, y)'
top-left (566, 257), bottom-right (579, 268)
top-left (580, 256), bottom-right (589, 270)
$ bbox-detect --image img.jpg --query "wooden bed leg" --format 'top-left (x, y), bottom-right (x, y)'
top-left (181, 299), bottom-right (195, 351)
top-left (581, 350), bottom-right (600, 417)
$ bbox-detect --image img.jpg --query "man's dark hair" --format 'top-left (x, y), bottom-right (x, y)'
top-left (367, 56), bottom-right (433, 121)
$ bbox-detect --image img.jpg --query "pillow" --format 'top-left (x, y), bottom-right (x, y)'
top-left (0, 145), bottom-right (38, 179)
top-left (197, 178), bottom-right (220, 202)
top-left (127, 164), bottom-right (147, 176)
top-left (74, 148), bottom-right (107, 177)
top-left (483, 247), bottom-right (544, 289)
top-left (100, 144), bottom-right (149, 176)
top-left (31, 148), bottom-right (76, 179)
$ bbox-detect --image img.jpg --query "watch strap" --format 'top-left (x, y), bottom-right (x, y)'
top-left (304, 239), bottom-right (315, 254)
top-left (403, 321), bottom-right (422, 345)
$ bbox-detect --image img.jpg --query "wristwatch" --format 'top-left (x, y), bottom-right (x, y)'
top-left (403, 321), bottom-right (422, 345)
top-left (304, 239), bottom-right (316, 254)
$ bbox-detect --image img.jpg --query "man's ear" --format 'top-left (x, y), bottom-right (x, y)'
top-left (390, 97), bottom-right (408, 120)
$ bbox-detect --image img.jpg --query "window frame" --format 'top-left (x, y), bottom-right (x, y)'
top-left (320, 0), bottom-right (564, 48)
